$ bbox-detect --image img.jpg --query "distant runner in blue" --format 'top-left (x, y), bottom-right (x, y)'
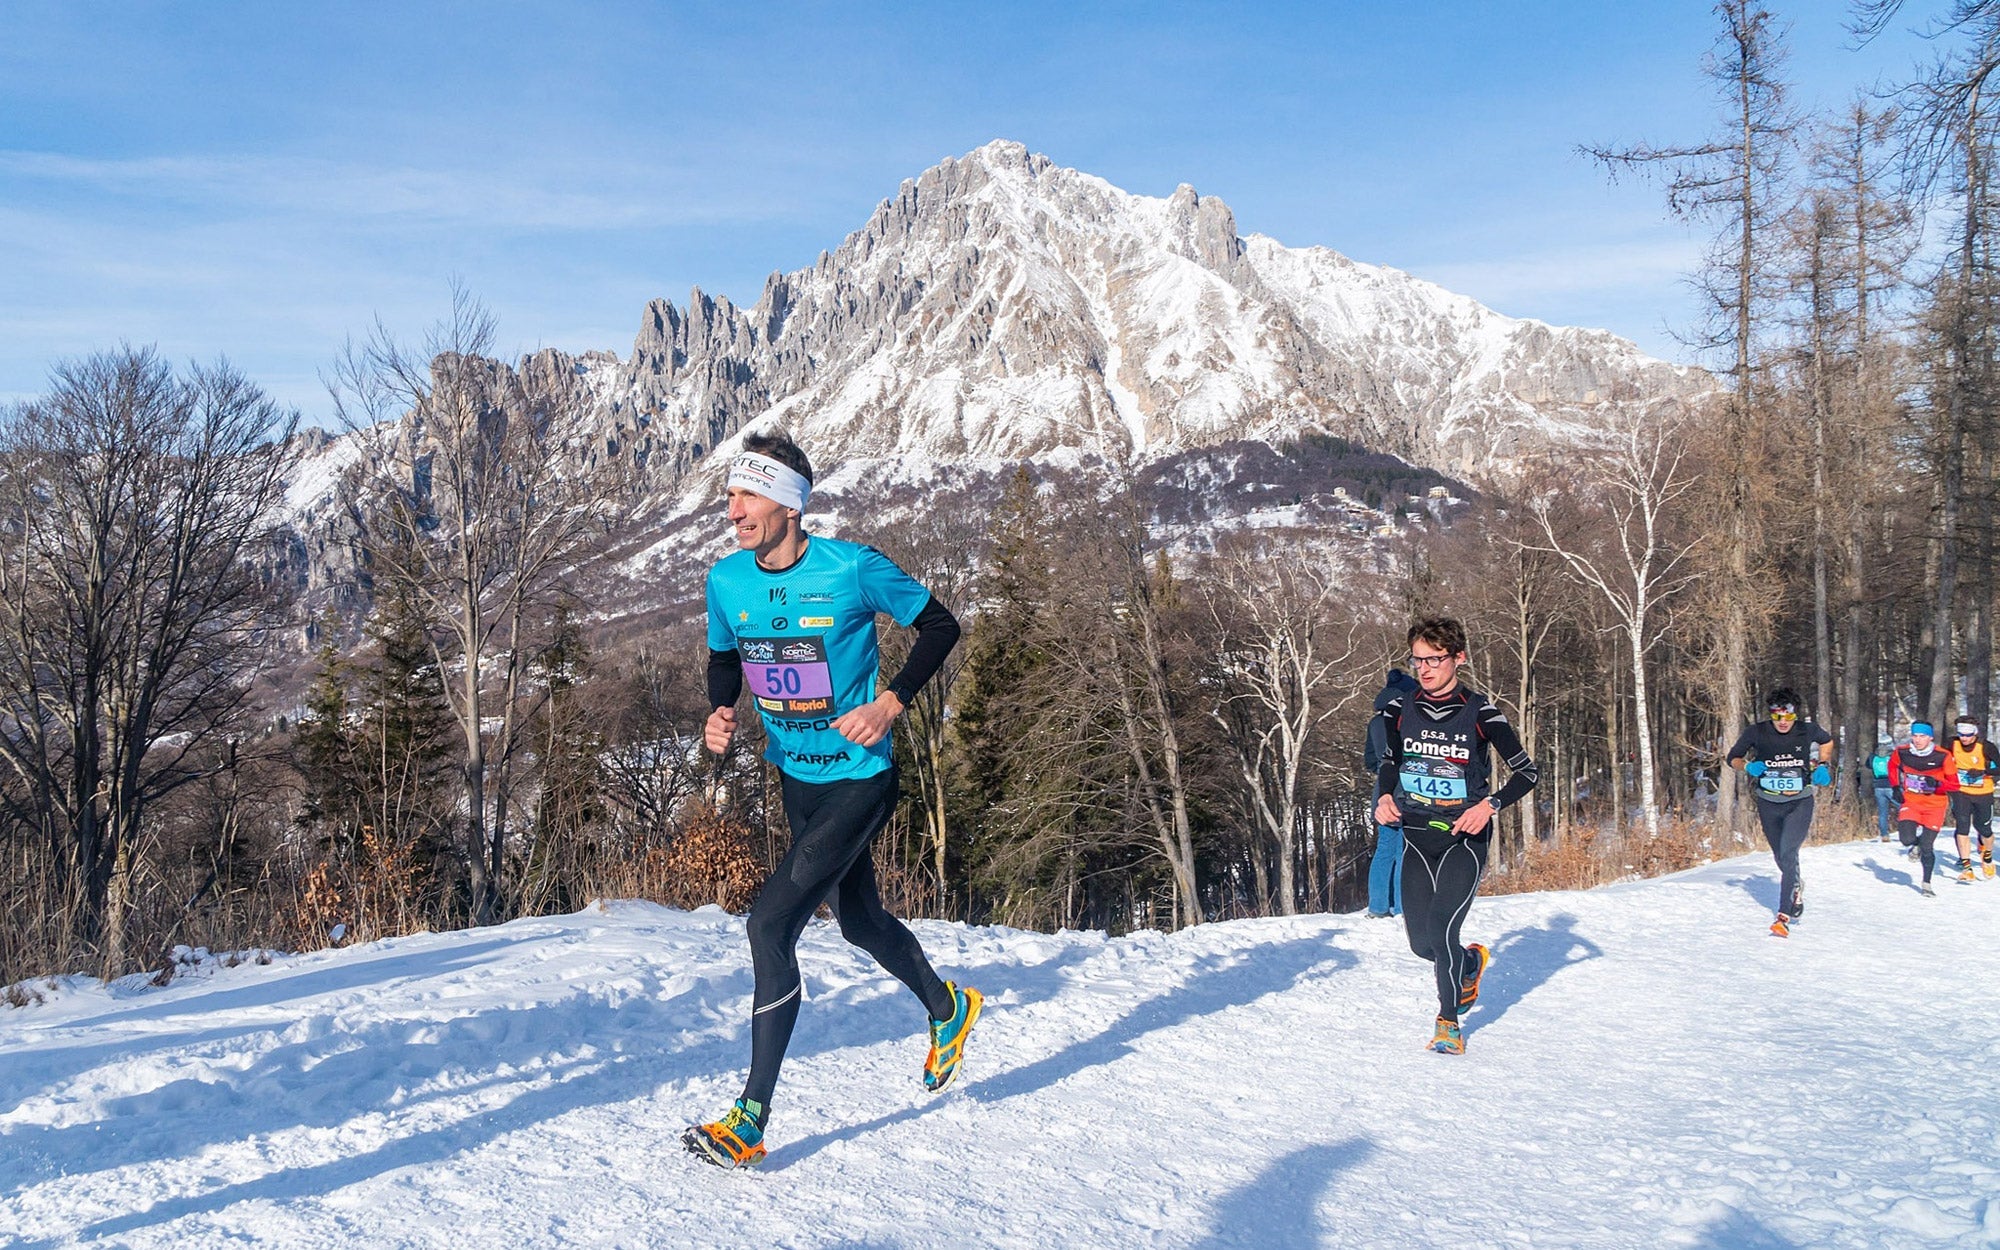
top-left (683, 430), bottom-right (983, 1169)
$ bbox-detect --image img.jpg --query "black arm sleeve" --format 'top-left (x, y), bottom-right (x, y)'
top-left (1372, 700), bottom-right (1404, 798)
top-left (708, 648), bottom-right (742, 711)
top-left (1478, 703), bottom-right (1541, 812)
top-left (885, 595), bottom-right (960, 705)
top-left (1724, 727), bottom-right (1756, 765)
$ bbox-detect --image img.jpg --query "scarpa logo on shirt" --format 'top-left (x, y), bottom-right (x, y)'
top-left (787, 748), bottom-right (851, 766)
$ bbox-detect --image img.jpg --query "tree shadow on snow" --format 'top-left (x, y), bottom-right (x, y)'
top-left (1471, 913), bottom-right (1602, 1030)
top-left (1, 973), bottom-right (744, 1221)
top-left (1686, 1206), bottom-right (1799, 1249)
top-left (966, 935), bottom-right (1351, 1108)
top-left (0, 938), bottom-right (524, 1125)
top-left (763, 933), bottom-right (1341, 1170)
top-left (5, 922), bottom-right (1130, 1213)
top-left (10, 944), bottom-right (1000, 1225)
top-left (54, 936), bottom-right (524, 1031)
top-left (1192, 1137), bottom-right (1374, 1249)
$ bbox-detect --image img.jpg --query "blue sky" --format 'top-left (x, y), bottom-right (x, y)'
top-left (0, 2), bottom-right (1942, 421)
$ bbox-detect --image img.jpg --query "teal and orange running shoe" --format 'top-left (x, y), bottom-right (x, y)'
top-left (1458, 942), bottom-right (1491, 1010)
top-left (683, 1099), bottom-right (766, 1169)
top-left (1429, 1016), bottom-right (1464, 1055)
top-left (923, 981), bottom-right (983, 1093)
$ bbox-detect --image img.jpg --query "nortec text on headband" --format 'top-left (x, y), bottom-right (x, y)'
top-left (727, 451), bottom-right (810, 514)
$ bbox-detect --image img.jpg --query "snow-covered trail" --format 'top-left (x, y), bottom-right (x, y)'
top-left (2, 839), bottom-right (1997, 1249)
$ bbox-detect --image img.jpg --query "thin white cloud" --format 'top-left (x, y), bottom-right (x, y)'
top-left (0, 149), bottom-right (795, 232)
top-left (1422, 239), bottom-right (1703, 306)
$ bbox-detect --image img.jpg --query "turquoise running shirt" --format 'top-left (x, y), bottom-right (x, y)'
top-left (706, 536), bottom-right (932, 783)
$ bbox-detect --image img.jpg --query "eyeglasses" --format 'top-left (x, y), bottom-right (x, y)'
top-left (1410, 653), bottom-right (1455, 669)
top-left (1769, 710), bottom-right (1797, 720)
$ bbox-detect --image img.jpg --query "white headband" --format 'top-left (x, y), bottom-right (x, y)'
top-left (727, 451), bottom-right (810, 514)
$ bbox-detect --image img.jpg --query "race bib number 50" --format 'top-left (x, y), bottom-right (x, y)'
top-left (739, 636), bottom-right (834, 716)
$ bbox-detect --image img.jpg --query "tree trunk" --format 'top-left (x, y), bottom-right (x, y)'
top-left (1631, 620), bottom-right (1661, 838)
top-left (1606, 640), bottom-right (1624, 834)
top-left (1517, 601), bottom-right (1540, 851)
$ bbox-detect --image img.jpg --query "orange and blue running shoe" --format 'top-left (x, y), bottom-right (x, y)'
top-left (1429, 1016), bottom-right (1464, 1055)
top-left (923, 981), bottom-right (983, 1093)
top-left (1769, 913), bottom-right (1790, 938)
top-left (1458, 943), bottom-right (1491, 1010)
top-left (683, 1098), bottom-right (766, 1169)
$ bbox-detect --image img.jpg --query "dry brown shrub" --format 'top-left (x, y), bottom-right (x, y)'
top-left (350, 827), bottom-right (422, 942)
top-left (866, 844), bottom-right (933, 918)
top-left (1487, 825), bottom-right (1605, 895)
top-left (635, 804), bottom-right (767, 913)
top-left (292, 861), bottom-right (343, 948)
top-left (1487, 802), bottom-right (1874, 898)
top-left (1621, 813), bottom-right (1715, 879)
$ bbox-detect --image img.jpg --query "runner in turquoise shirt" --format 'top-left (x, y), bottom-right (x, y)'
top-left (684, 430), bottom-right (984, 1170)
top-left (705, 536), bottom-right (930, 783)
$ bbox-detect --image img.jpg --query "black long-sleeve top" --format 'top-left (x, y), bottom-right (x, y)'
top-left (1372, 684), bottom-right (1540, 818)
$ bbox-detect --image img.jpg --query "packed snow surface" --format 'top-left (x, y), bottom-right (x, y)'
top-left (3, 840), bottom-right (1997, 1248)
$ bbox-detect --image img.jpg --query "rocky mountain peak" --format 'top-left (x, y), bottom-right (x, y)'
top-left (288, 141), bottom-right (1712, 604)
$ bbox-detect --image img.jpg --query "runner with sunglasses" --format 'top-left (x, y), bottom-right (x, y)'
top-left (1946, 716), bottom-right (1999, 881)
top-left (682, 430), bottom-right (982, 1169)
top-left (1372, 618), bottom-right (1539, 1055)
top-left (1725, 688), bottom-right (1834, 937)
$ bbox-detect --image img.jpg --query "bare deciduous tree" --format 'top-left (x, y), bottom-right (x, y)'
top-left (330, 290), bottom-right (632, 924)
top-left (1585, 0), bottom-right (1797, 833)
top-left (1528, 406), bottom-right (1703, 838)
top-left (1204, 543), bottom-right (1368, 915)
top-left (0, 348), bottom-right (298, 974)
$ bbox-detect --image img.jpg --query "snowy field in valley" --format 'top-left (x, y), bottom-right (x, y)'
top-left (3, 838), bottom-right (1997, 1249)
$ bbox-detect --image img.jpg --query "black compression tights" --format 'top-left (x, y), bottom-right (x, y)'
top-left (743, 767), bottom-right (953, 1110)
top-left (1400, 826), bottom-right (1490, 1023)
top-left (1900, 819), bottom-right (1940, 883)
top-left (1755, 797), bottom-right (1813, 917)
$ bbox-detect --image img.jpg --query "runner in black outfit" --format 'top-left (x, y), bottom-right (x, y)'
top-left (1724, 688), bottom-right (1834, 937)
top-left (1372, 618), bottom-right (1539, 1056)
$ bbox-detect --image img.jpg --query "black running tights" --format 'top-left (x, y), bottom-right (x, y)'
top-left (1755, 797), bottom-right (1813, 918)
top-left (1951, 793), bottom-right (1993, 850)
top-left (743, 767), bottom-right (952, 1109)
top-left (1400, 826), bottom-right (1489, 1023)
top-left (1899, 819), bottom-right (1939, 883)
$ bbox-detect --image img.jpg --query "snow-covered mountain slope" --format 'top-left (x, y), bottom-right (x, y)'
top-left (283, 140), bottom-right (1705, 541)
top-left (3, 840), bottom-right (1994, 1248)
top-left (593, 140), bottom-right (1706, 498)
